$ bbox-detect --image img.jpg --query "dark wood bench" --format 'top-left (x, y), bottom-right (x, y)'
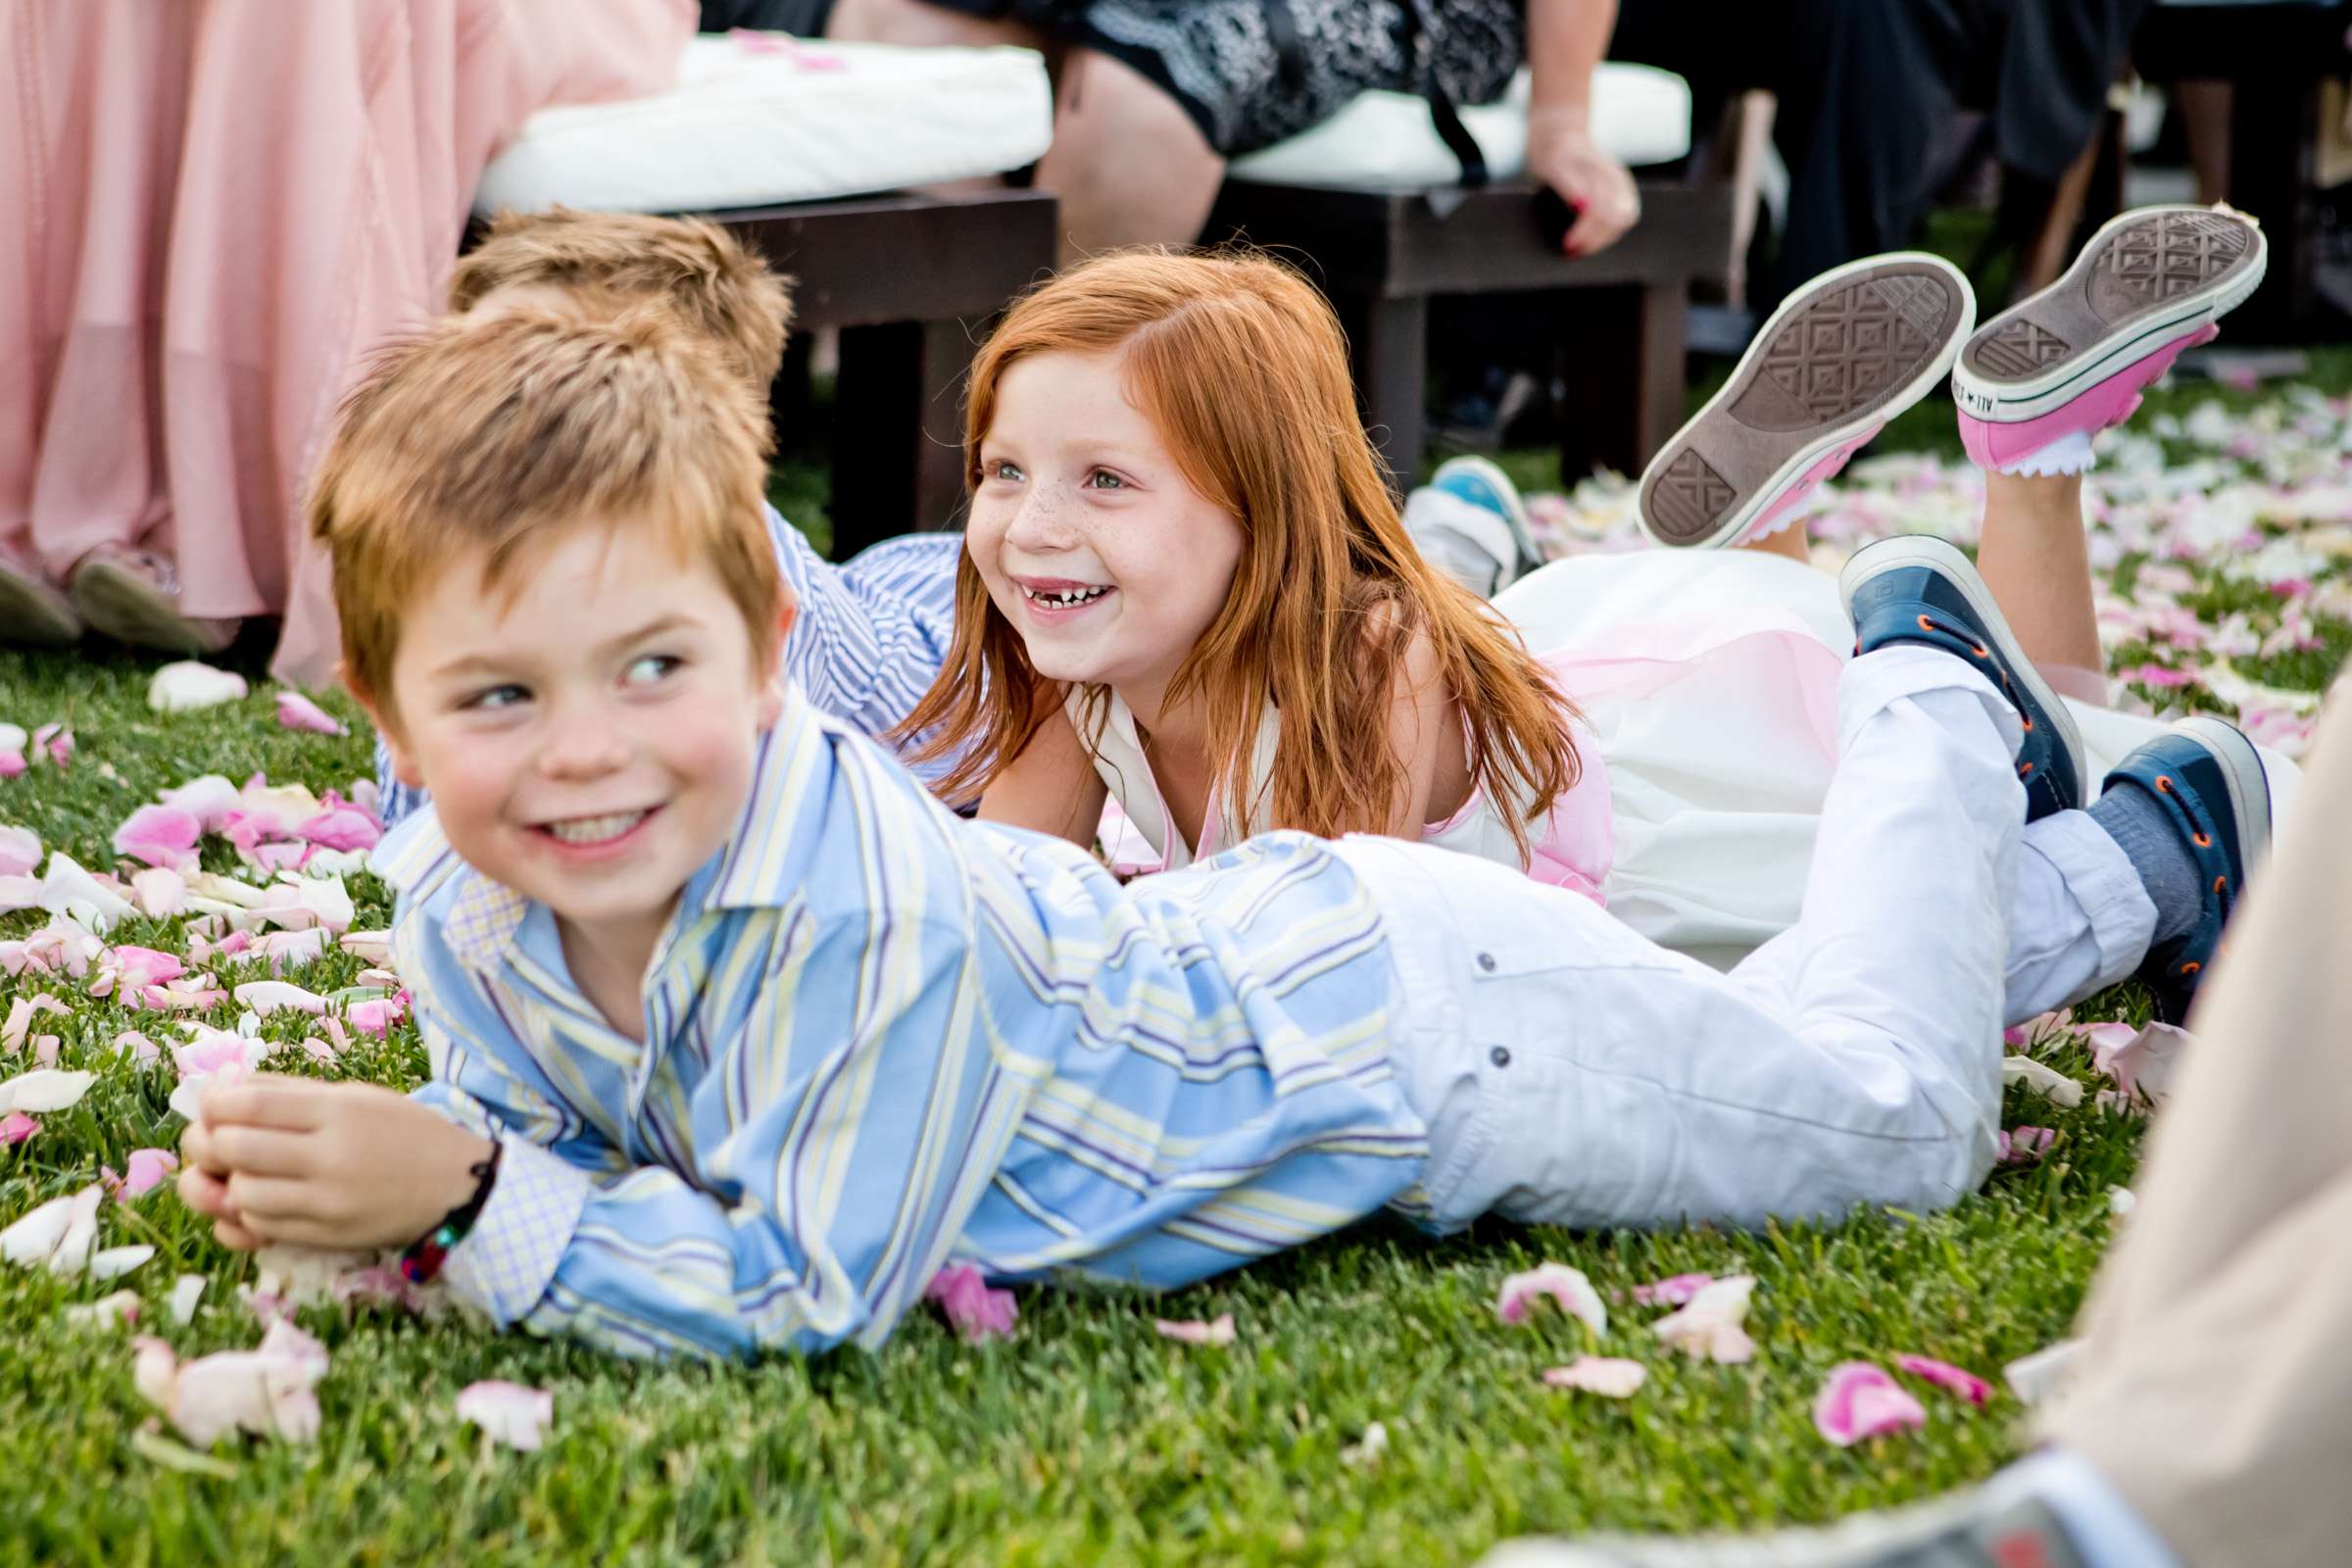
top-left (712, 187), bottom-right (1057, 556)
top-left (1203, 178), bottom-right (1733, 486)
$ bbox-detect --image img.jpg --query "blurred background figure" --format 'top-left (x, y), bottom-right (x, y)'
top-left (0, 0), bottom-right (696, 679)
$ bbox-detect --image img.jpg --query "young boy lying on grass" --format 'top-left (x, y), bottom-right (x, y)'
top-left (175, 302), bottom-right (2264, 1359)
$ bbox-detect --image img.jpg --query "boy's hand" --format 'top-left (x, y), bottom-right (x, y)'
top-left (176, 1076), bottom-right (495, 1252)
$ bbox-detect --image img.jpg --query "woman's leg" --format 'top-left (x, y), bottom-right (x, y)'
top-left (825, 0), bottom-right (1045, 51)
top-left (825, 0), bottom-right (1221, 258)
top-left (1036, 50), bottom-right (1225, 259)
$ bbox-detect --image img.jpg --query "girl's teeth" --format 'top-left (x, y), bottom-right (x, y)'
top-left (1026, 585), bottom-right (1108, 607)
top-left (545, 810), bottom-right (647, 846)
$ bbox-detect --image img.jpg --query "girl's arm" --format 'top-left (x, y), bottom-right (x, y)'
top-left (977, 701), bottom-right (1110, 848)
top-left (1379, 623), bottom-right (1451, 838)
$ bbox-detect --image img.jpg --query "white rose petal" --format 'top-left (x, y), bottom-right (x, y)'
top-left (147, 662), bottom-right (251, 713)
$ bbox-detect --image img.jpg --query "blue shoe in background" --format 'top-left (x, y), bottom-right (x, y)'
top-left (1403, 455), bottom-right (1543, 598)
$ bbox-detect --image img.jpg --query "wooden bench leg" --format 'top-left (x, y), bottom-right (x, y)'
top-left (1343, 294), bottom-right (1428, 491)
top-left (1556, 281), bottom-right (1687, 481)
top-left (830, 318), bottom-right (973, 560)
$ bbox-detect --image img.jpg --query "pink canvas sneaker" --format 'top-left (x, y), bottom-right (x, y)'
top-left (1951, 205), bottom-right (2267, 470)
top-left (1638, 253), bottom-right (1975, 549)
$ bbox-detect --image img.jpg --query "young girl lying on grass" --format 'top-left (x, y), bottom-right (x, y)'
top-left (908, 215), bottom-right (2287, 1017)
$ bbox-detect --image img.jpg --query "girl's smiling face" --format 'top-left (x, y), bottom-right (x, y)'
top-left (965, 348), bottom-right (1246, 710)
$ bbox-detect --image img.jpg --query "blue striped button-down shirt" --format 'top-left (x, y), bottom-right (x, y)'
top-left (379, 697), bottom-right (1430, 1359)
top-left (373, 509), bottom-right (960, 829)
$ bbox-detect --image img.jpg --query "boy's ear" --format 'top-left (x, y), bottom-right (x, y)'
top-left (343, 662), bottom-right (426, 791)
top-left (756, 596), bottom-right (798, 730)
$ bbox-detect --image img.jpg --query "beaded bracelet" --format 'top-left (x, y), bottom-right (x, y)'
top-left (397, 1139), bottom-right (504, 1286)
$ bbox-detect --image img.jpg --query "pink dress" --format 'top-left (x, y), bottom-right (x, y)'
top-left (1, 0), bottom-right (696, 682)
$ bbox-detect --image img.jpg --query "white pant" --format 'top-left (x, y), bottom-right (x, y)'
top-left (1342, 646), bottom-right (2139, 1232)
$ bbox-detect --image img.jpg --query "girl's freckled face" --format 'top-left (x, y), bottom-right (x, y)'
top-left (964, 349), bottom-right (1245, 699)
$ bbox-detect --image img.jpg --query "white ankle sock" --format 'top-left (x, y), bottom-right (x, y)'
top-left (1995, 428), bottom-right (2098, 478)
top-left (1984, 1448), bottom-right (2186, 1568)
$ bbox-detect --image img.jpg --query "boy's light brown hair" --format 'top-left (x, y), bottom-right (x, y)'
top-left (452, 208), bottom-right (795, 389)
top-left (311, 302), bottom-right (783, 717)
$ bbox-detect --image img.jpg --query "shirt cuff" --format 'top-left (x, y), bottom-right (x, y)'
top-left (439, 1135), bottom-right (592, 1327)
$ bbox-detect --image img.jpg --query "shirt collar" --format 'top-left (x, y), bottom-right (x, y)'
top-left (697, 693), bottom-right (834, 914)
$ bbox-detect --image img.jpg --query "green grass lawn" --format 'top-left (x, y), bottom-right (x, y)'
top-left (4, 356), bottom-right (2347, 1566)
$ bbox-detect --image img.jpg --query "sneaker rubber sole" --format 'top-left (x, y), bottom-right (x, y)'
top-left (1640, 253), bottom-right (1977, 550)
top-left (1952, 206), bottom-right (2267, 426)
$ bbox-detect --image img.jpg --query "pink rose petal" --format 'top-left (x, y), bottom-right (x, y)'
top-left (119, 1149), bottom-right (180, 1200)
top-left (1542, 1356), bottom-right (1647, 1397)
top-left (256, 928), bottom-right (329, 971)
top-left (159, 776), bottom-right (242, 833)
top-left (1651, 1275), bottom-right (1758, 1363)
top-left (0, 825), bottom-right (39, 879)
top-left (108, 946), bottom-right (186, 992)
top-left (343, 997), bottom-right (406, 1036)
top-left (1495, 1262), bottom-right (1608, 1336)
top-left (1996, 1126), bottom-right (2058, 1165)
top-left (924, 1263), bottom-right (1016, 1343)
top-left (112, 806), bottom-right (204, 872)
top-left (1153, 1314), bottom-right (1237, 1347)
top-left (130, 867), bottom-right (188, 919)
top-left (0, 1110), bottom-right (37, 1145)
top-left (3, 993), bottom-right (70, 1054)
top-left (295, 807), bottom-right (380, 854)
top-left (2004, 1339), bottom-right (2084, 1406)
top-left (1812, 1361), bottom-right (1929, 1446)
top-left (2091, 1021), bottom-right (2193, 1106)
top-left (1631, 1271), bottom-right (1713, 1307)
top-left (274, 691), bottom-right (347, 736)
top-left (1892, 1352), bottom-right (1994, 1406)
top-left (233, 980), bottom-right (326, 1017)
top-left (455, 1380), bottom-right (556, 1451)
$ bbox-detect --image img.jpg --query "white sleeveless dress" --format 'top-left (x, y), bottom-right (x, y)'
top-left (1071, 683), bottom-right (1614, 905)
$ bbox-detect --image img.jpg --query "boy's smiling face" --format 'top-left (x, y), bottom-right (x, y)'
top-left (372, 521), bottom-right (789, 956)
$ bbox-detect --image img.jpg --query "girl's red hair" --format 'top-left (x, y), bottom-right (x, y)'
top-left (900, 248), bottom-right (1578, 859)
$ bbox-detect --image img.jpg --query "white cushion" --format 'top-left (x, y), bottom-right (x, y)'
top-left (1227, 64), bottom-right (1690, 191)
top-left (474, 36), bottom-right (1054, 216)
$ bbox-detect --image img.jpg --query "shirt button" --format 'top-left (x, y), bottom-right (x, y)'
top-left (1476, 952), bottom-right (1497, 972)
top-left (1490, 1046), bottom-right (1511, 1068)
